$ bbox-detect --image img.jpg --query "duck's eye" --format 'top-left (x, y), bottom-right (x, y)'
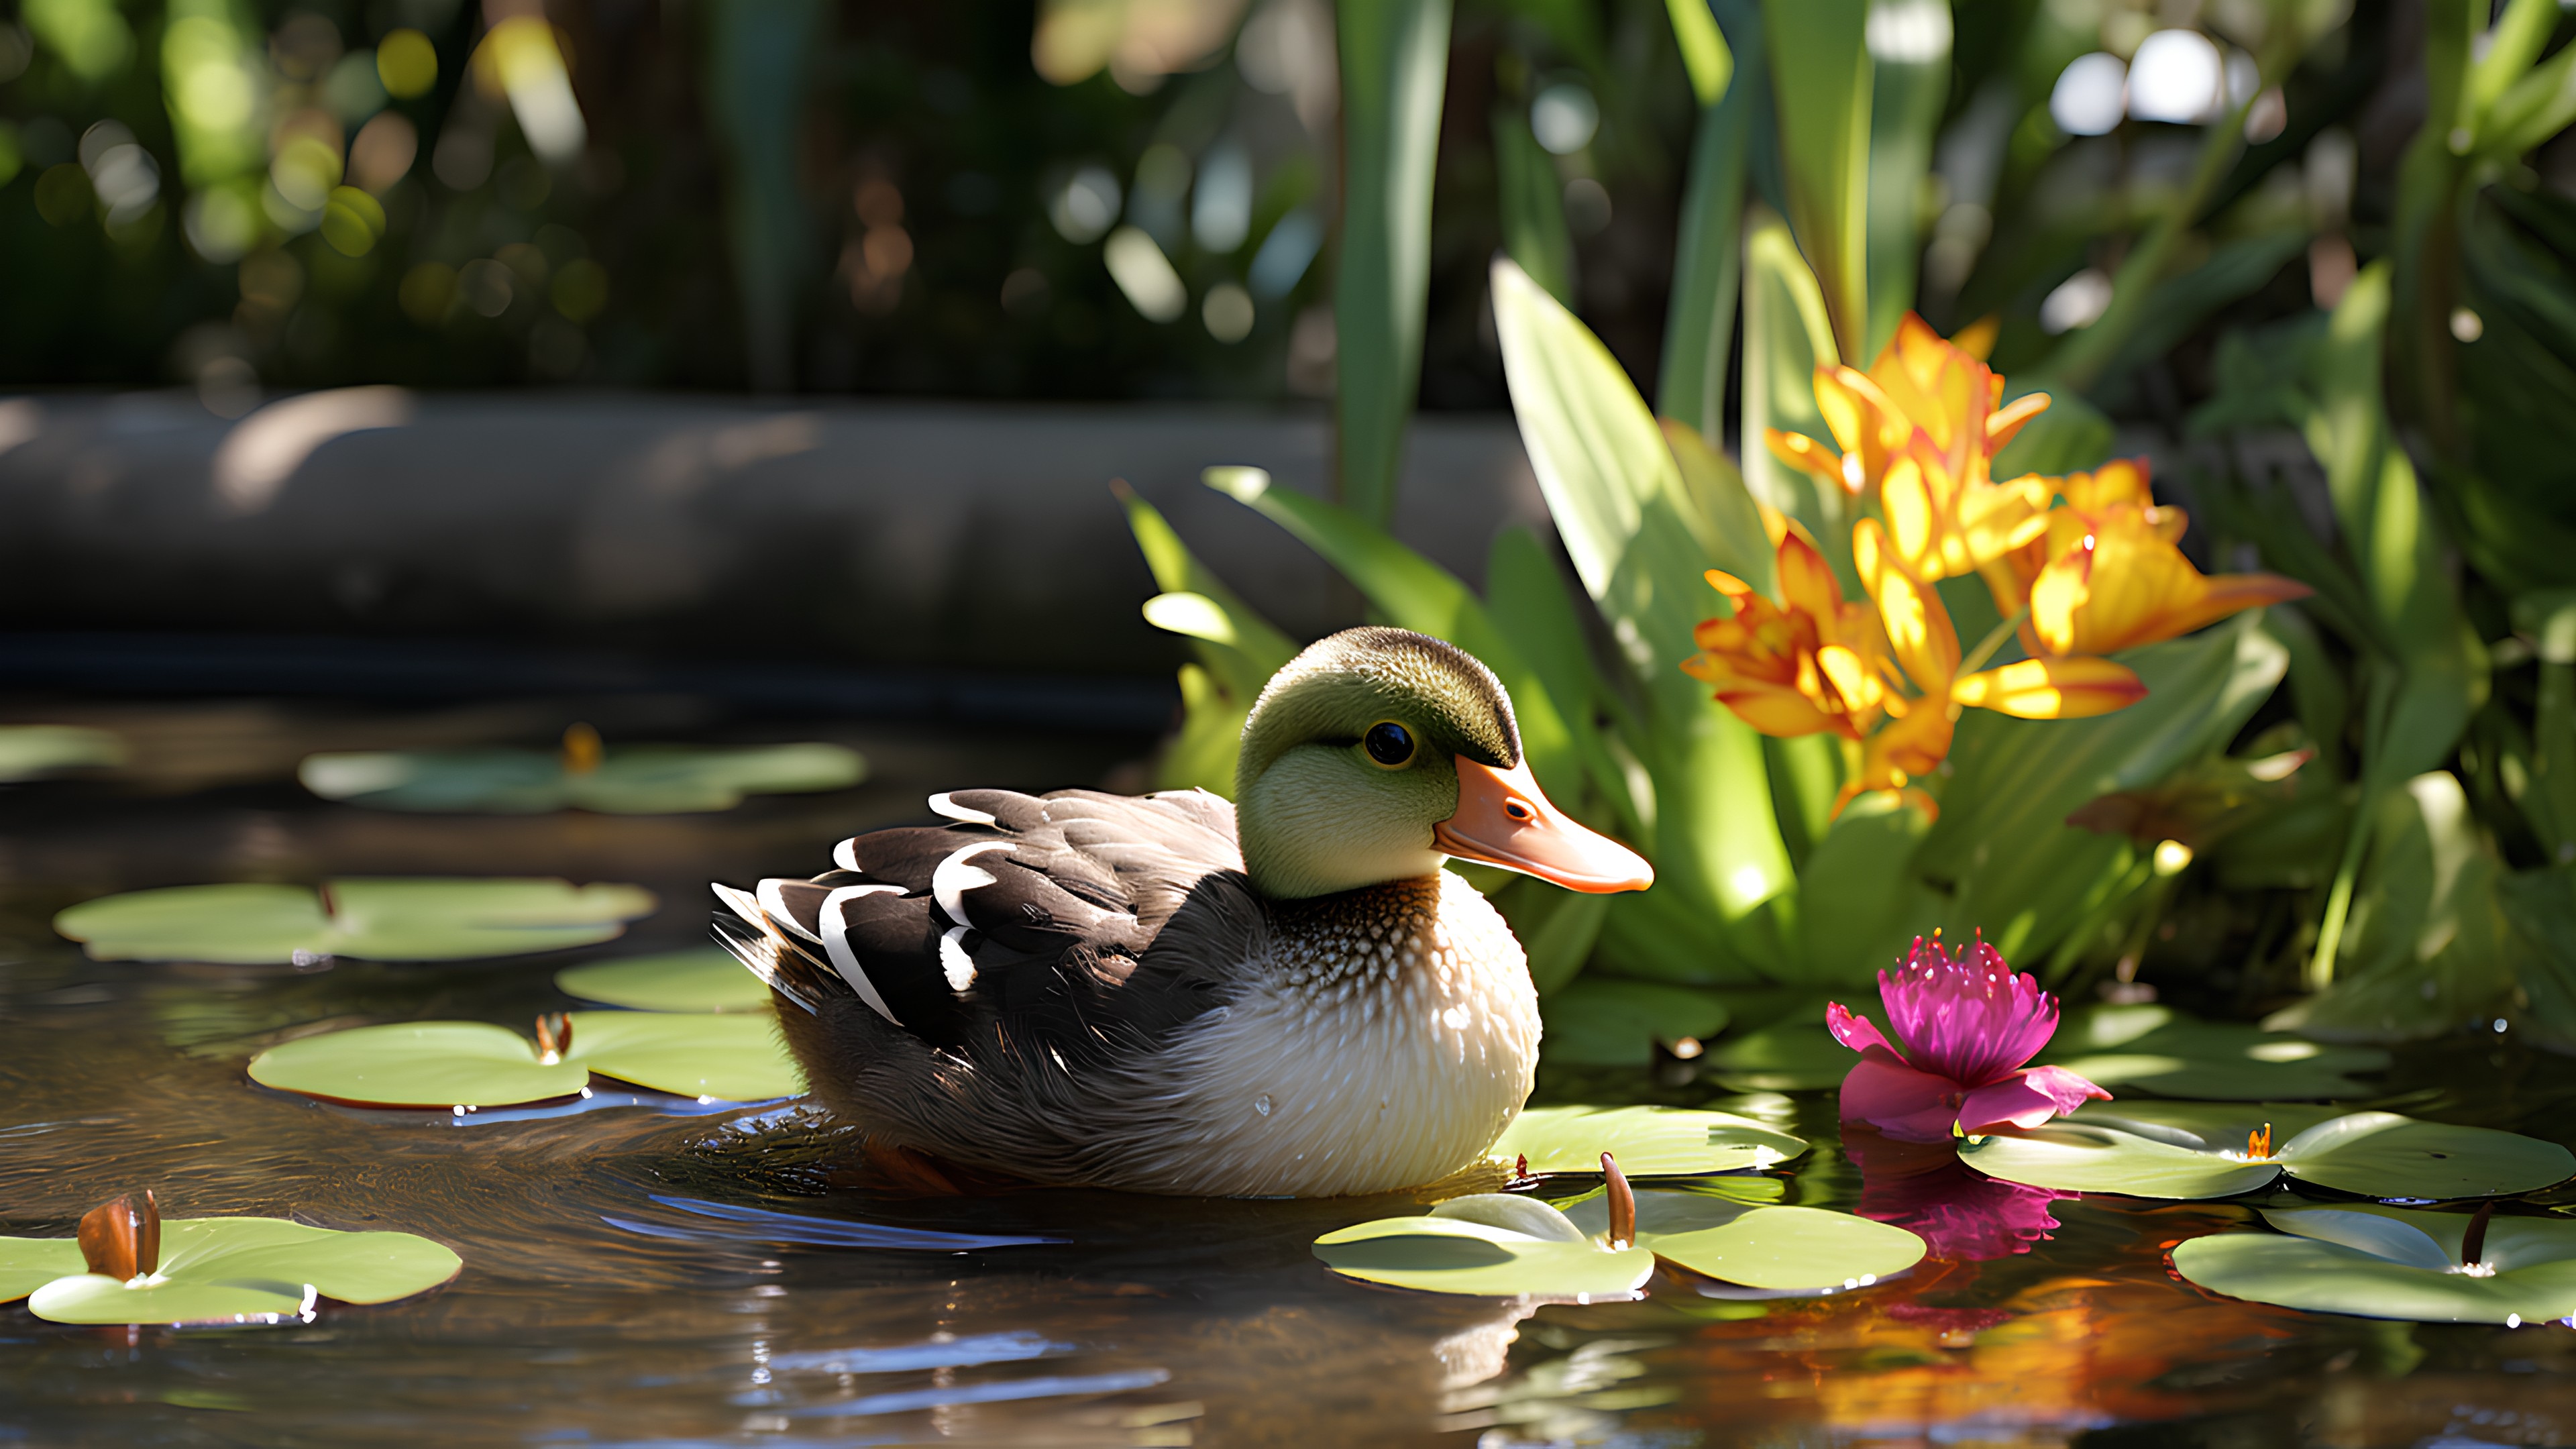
top-left (1362, 721), bottom-right (1416, 769)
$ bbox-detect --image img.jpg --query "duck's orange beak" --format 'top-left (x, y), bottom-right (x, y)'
top-left (1434, 758), bottom-right (1654, 894)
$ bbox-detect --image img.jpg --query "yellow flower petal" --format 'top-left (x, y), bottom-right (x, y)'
top-left (1951, 657), bottom-right (2148, 719)
top-left (1854, 518), bottom-right (1960, 693)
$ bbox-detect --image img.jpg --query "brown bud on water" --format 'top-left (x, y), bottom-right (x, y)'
top-left (1601, 1151), bottom-right (1635, 1250)
top-left (534, 1012), bottom-right (573, 1064)
top-left (77, 1190), bottom-right (159, 1280)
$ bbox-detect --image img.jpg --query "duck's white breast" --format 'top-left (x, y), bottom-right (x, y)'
top-left (1105, 871), bottom-right (1540, 1197)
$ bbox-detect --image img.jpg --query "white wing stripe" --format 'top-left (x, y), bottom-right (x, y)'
top-left (932, 839), bottom-right (1015, 925)
top-left (755, 879), bottom-right (822, 943)
top-left (938, 926), bottom-right (978, 991)
top-left (819, 883), bottom-right (905, 1024)
top-left (928, 791), bottom-right (1000, 826)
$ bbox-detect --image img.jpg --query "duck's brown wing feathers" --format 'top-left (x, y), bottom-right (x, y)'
top-left (713, 788), bottom-right (1253, 1053)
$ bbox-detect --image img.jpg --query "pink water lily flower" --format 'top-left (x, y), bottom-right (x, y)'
top-left (1826, 934), bottom-right (2110, 1143)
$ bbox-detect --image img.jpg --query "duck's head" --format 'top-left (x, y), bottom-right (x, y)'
top-left (1234, 627), bottom-right (1654, 900)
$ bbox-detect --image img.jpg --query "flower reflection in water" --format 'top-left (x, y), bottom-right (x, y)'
top-left (1845, 1126), bottom-right (2068, 1263)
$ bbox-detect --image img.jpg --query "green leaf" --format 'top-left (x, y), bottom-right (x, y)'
top-left (1313, 1213), bottom-right (1655, 1298)
top-left (1791, 790), bottom-right (1933, 985)
top-left (1658, 48), bottom-right (1752, 435)
top-left (1493, 106), bottom-right (1576, 307)
top-left (1501, 881), bottom-right (1613, 997)
top-left (1962, 1102), bottom-right (2575, 1201)
top-left (299, 743), bottom-right (864, 814)
top-left (1491, 1104), bottom-right (1807, 1176)
top-left (1661, 420), bottom-right (1776, 598)
top-left (1702, 1015), bottom-right (1848, 1091)
top-left (5, 1217), bottom-right (460, 1325)
top-left (2174, 1204), bottom-right (2576, 1324)
top-left (1861, 0), bottom-right (1947, 360)
top-left (1987, 386), bottom-right (2113, 480)
top-left (56, 878), bottom-right (659, 964)
top-left (555, 949), bottom-right (771, 1012)
top-left (2498, 863), bottom-right (2576, 1054)
top-left (2035, 1005), bottom-right (2392, 1101)
top-left (1540, 977), bottom-right (1729, 1065)
top-left (0, 1238), bottom-right (85, 1302)
top-left (1738, 207), bottom-right (1843, 535)
top-left (1560, 1190), bottom-right (1925, 1290)
top-left (1334, 0), bottom-right (1451, 526)
top-left (0, 724), bottom-right (125, 781)
top-left (1664, 0), bottom-right (1734, 106)
top-left (1760, 0), bottom-right (1870, 358)
top-left (247, 1010), bottom-right (803, 1108)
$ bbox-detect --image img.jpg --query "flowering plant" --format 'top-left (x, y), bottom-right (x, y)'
top-left (1827, 934), bottom-right (2110, 1142)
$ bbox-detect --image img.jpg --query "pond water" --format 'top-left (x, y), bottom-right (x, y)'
top-left (7, 696), bottom-right (2576, 1448)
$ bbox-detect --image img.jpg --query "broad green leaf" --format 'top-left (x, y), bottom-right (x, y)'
top-left (1861, 0), bottom-right (1947, 359)
top-left (1925, 616), bottom-right (2287, 964)
top-left (1760, 0), bottom-right (1870, 358)
top-left (1493, 106), bottom-right (1576, 307)
top-left (1540, 977), bottom-right (1729, 1065)
top-left (1703, 1016), bottom-right (1847, 1091)
top-left (0, 1238), bottom-right (84, 1301)
top-left (1313, 1214), bottom-right (1655, 1297)
top-left (1962, 1102), bottom-right (2574, 1201)
top-left (1500, 881), bottom-right (1612, 997)
top-left (1334, 0), bottom-right (1450, 526)
top-left (2174, 1204), bottom-right (2576, 1324)
top-left (9, 1217), bottom-right (460, 1325)
top-left (1791, 789), bottom-right (1933, 985)
top-left (56, 877), bottom-right (659, 964)
top-left (248, 1010), bottom-right (802, 1107)
top-left (299, 743), bottom-right (863, 814)
top-left (0, 724), bottom-right (125, 781)
top-left (1560, 1191), bottom-right (1925, 1289)
top-left (1738, 208), bottom-right (1842, 534)
top-left (1661, 420), bottom-right (1775, 598)
top-left (1664, 0), bottom-right (1733, 105)
top-left (556, 949), bottom-right (771, 1012)
top-left (2036, 1005), bottom-right (2392, 1101)
top-left (1658, 49), bottom-right (1752, 435)
top-left (2498, 863), bottom-right (2576, 1054)
top-left (1485, 526), bottom-right (1640, 837)
top-left (1988, 386), bottom-right (2112, 479)
top-left (1491, 1104), bottom-right (1807, 1175)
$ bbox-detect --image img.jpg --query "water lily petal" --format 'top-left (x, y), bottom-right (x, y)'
top-left (1826, 1001), bottom-right (1897, 1057)
top-left (1878, 936), bottom-right (2061, 1086)
top-left (1840, 1050), bottom-right (1971, 1143)
top-left (1957, 1074), bottom-right (2083, 1134)
top-left (1951, 657), bottom-right (2147, 720)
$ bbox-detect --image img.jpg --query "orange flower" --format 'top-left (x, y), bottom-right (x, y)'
top-left (1881, 435), bottom-right (2054, 585)
top-left (1682, 523), bottom-right (1890, 741)
top-left (2029, 504), bottom-right (2314, 657)
top-left (1768, 313), bottom-right (2051, 500)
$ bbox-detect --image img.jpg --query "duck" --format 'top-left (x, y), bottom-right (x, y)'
top-left (710, 626), bottom-right (1653, 1197)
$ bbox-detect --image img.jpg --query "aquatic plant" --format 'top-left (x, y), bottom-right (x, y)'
top-left (54, 877), bottom-right (658, 964)
top-left (0, 724), bottom-right (125, 782)
top-left (1488, 1105), bottom-right (1805, 1177)
top-left (1844, 1127), bottom-right (2067, 1263)
top-left (0, 1191), bottom-right (459, 1326)
top-left (1960, 1101), bottom-right (2576, 1201)
top-left (555, 948), bottom-right (773, 1012)
top-left (1825, 935), bottom-right (2108, 1142)
top-left (300, 725), bottom-right (863, 814)
top-left (2174, 1201), bottom-right (2576, 1326)
top-left (246, 1010), bottom-right (802, 1109)
top-left (1316, 1151), bottom-right (1922, 1298)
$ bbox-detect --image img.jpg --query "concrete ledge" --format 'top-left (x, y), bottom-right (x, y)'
top-left (0, 392), bottom-right (1546, 677)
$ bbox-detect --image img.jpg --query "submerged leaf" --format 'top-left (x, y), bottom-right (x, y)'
top-left (248, 1010), bottom-right (802, 1108)
top-left (299, 742), bottom-right (864, 814)
top-left (2174, 1203), bottom-right (2576, 1324)
top-left (555, 949), bottom-right (771, 1012)
top-left (1492, 1106), bottom-right (1807, 1176)
top-left (1962, 1102), bottom-right (2574, 1201)
top-left (1, 1216), bottom-right (459, 1326)
top-left (56, 878), bottom-right (658, 964)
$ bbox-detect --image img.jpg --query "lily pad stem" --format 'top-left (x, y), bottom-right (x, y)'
top-left (1957, 605), bottom-right (2033, 678)
top-left (1601, 1152), bottom-right (1635, 1250)
top-left (2463, 1199), bottom-right (2496, 1270)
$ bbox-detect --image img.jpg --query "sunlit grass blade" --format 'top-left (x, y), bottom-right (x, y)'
top-left (1860, 0), bottom-right (1946, 360)
top-left (1759, 0), bottom-right (1870, 360)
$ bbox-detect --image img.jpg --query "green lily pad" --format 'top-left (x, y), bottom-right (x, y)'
top-left (2173, 1203), bottom-right (2576, 1325)
top-left (2036, 1005), bottom-right (2392, 1100)
top-left (55, 877), bottom-right (659, 963)
top-left (1491, 1106), bottom-right (1807, 1177)
top-left (555, 949), bottom-right (769, 1012)
top-left (1313, 1200), bottom-right (1656, 1298)
top-left (248, 1010), bottom-right (803, 1108)
top-left (299, 741), bottom-right (863, 814)
top-left (1558, 1189), bottom-right (1927, 1291)
top-left (1961, 1102), bottom-right (2576, 1201)
top-left (1, 1217), bottom-right (460, 1326)
top-left (0, 724), bottom-right (125, 781)
top-left (1538, 979), bottom-right (1731, 1066)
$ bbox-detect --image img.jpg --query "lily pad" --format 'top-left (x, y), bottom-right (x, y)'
top-left (1313, 1199), bottom-right (1656, 1298)
top-left (56, 877), bottom-right (659, 964)
top-left (0, 724), bottom-right (125, 781)
top-left (2173, 1203), bottom-right (2576, 1325)
top-left (1491, 1106), bottom-right (1807, 1177)
top-left (1960, 1102), bottom-right (2575, 1201)
top-left (1557, 1190), bottom-right (1927, 1291)
top-left (555, 949), bottom-right (769, 1012)
top-left (1539, 979), bottom-right (1731, 1065)
top-left (299, 735), bottom-right (863, 814)
top-left (2035, 1004), bottom-right (2392, 1100)
top-left (0, 1195), bottom-right (459, 1326)
top-left (248, 1010), bottom-right (803, 1107)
